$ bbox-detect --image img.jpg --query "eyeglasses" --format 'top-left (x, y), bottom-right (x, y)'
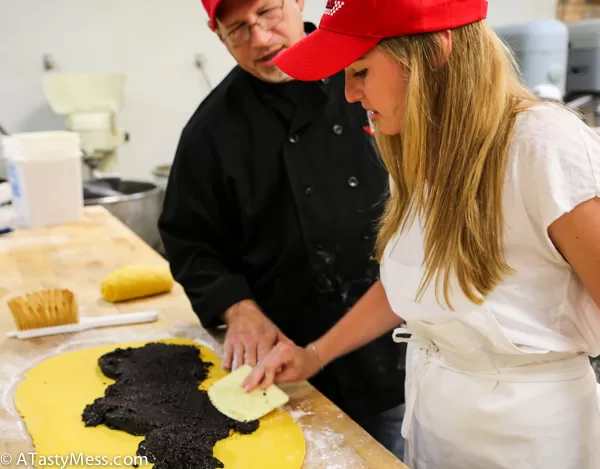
top-left (221, 0), bottom-right (285, 46)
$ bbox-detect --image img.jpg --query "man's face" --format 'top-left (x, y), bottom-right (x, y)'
top-left (215, 0), bottom-right (306, 83)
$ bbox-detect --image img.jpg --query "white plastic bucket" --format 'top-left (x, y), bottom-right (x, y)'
top-left (1, 131), bottom-right (84, 228)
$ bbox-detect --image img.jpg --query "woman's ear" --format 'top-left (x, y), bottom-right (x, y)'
top-left (432, 30), bottom-right (452, 68)
top-left (440, 30), bottom-right (452, 55)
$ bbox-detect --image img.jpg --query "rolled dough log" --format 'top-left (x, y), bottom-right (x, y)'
top-left (100, 265), bottom-right (174, 302)
top-left (13, 338), bottom-right (305, 469)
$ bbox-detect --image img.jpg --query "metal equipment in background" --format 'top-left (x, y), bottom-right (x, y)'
top-left (494, 18), bottom-right (600, 130)
top-left (494, 19), bottom-right (570, 100)
top-left (151, 164), bottom-right (171, 192)
top-left (83, 178), bottom-right (164, 254)
top-left (43, 72), bottom-right (128, 179)
top-left (564, 18), bottom-right (600, 124)
top-left (40, 70), bottom-right (164, 254)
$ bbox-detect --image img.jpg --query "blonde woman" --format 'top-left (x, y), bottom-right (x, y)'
top-left (243, 0), bottom-right (600, 467)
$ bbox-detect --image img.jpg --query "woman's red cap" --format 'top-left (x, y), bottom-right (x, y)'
top-left (274, 0), bottom-right (489, 81)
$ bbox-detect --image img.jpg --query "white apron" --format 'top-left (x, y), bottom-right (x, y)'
top-left (381, 228), bottom-right (600, 469)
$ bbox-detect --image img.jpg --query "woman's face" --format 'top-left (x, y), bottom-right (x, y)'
top-left (344, 48), bottom-right (408, 136)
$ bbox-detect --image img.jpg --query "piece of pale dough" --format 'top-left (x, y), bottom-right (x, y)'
top-left (208, 364), bottom-right (289, 422)
top-left (13, 338), bottom-right (305, 469)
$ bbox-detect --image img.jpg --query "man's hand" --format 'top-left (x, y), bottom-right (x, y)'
top-left (222, 300), bottom-right (289, 370)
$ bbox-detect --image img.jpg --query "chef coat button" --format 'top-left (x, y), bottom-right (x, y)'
top-left (321, 78), bottom-right (330, 84)
top-left (348, 176), bottom-right (358, 188)
top-left (361, 232), bottom-right (370, 241)
top-left (289, 133), bottom-right (300, 144)
top-left (333, 124), bottom-right (344, 136)
top-left (304, 186), bottom-right (315, 196)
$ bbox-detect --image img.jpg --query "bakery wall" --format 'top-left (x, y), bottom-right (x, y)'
top-left (0, 0), bottom-right (559, 181)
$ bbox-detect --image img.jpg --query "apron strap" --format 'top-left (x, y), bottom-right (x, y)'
top-left (392, 326), bottom-right (433, 442)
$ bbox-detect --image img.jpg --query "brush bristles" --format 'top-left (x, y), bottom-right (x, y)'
top-left (7, 289), bottom-right (79, 331)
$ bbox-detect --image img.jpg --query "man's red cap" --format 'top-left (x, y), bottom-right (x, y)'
top-left (202, 0), bottom-right (222, 29)
top-left (273, 0), bottom-right (488, 81)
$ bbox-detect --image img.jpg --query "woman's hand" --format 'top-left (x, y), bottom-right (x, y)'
top-left (241, 280), bottom-right (404, 392)
top-left (242, 341), bottom-right (322, 391)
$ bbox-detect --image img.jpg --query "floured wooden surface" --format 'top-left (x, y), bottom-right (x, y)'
top-left (0, 206), bottom-right (408, 469)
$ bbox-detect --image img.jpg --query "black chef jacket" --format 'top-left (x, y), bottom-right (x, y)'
top-left (158, 23), bottom-right (406, 423)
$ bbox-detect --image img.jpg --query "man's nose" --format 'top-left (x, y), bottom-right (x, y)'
top-left (250, 25), bottom-right (272, 47)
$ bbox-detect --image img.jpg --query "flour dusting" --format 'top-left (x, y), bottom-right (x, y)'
top-left (288, 409), bottom-right (314, 422)
top-left (0, 234), bottom-right (71, 253)
top-left (301, 425), bottom-right (366, 469)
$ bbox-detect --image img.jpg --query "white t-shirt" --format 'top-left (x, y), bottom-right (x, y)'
top-left (381, 102), bottom-right (600, 358)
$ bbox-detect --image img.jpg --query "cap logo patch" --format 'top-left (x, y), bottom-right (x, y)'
top-left (325, 0), bottom-right (345, 16)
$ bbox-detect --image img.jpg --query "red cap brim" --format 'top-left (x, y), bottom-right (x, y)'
top-left (273, 28), bottom-right (380, 82)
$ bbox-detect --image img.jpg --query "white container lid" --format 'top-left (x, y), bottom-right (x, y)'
top-left (2, 131), bottom-right (82, 161)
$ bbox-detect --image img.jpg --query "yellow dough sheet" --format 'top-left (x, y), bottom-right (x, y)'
top-left (13, 338), bottom-right (305, 469)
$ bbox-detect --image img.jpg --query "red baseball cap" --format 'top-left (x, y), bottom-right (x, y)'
top-left (274, 0), bottom-right (489, 81)
top-left (202, 0), bottom-right (222, 29)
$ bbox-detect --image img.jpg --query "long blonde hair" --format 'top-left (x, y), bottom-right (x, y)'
top-left (374, 20), bottom-right (538, 308)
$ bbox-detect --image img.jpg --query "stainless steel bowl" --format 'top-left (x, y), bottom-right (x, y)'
top-left (83, 178), bottom-right (164, 254)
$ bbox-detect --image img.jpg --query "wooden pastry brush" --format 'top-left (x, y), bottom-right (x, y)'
top-left (6, 288), bottom-right (158, 339)
top-left (8, 288), bottom-right (78, 330)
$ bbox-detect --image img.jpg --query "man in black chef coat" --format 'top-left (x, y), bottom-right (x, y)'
top-left (158, 0), bottom-right (406, 459)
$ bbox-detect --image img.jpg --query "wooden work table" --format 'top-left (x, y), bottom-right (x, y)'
top-left (0, 206), bottom-right (408, 469)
